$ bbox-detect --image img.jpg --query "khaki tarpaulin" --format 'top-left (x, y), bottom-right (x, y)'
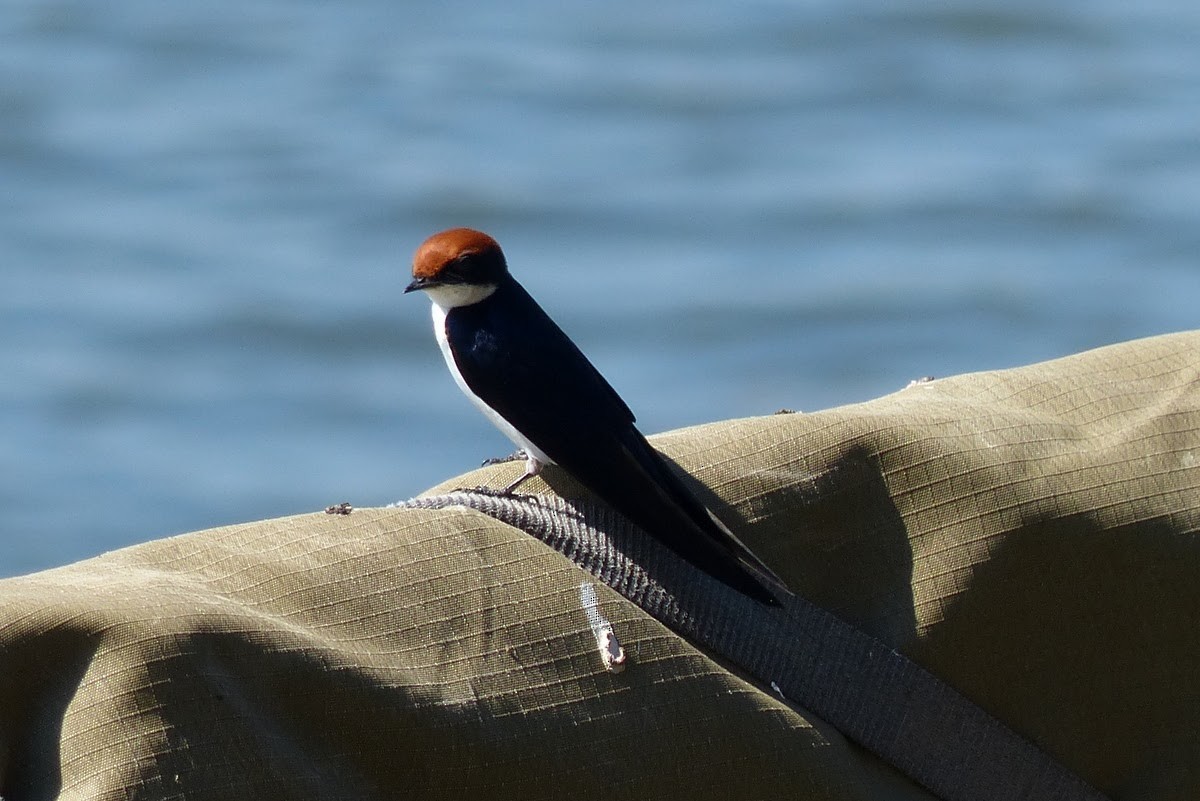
top-left (1, 331), bottom-right (1198, 800)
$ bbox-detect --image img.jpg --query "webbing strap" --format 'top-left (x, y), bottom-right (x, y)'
top-left (400, 491), bottom-right (1109, 801)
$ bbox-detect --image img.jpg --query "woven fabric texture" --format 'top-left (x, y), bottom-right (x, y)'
top-left (1, 331), bottom-right (1197, 800)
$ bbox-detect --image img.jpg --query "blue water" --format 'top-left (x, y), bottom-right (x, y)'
top-left (2, 0), bottom-right (1198, 577)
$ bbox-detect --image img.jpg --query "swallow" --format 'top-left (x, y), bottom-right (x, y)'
top-left (405, 228), bottom-right (787, 606)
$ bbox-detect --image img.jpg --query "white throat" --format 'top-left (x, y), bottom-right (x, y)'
top-left (422, 282), bottom-right (498, 311)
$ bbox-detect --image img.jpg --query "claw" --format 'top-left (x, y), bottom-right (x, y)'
top-left (481, 449), bottom-right (526, 467)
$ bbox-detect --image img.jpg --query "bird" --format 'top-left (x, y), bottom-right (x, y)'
top-left (405, 227), bottom-right (787, 606)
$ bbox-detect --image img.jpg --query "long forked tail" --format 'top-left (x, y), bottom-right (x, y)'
top-left (575, 431), bottom-right (790, 606)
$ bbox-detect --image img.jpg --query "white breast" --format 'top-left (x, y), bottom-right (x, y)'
top-left (431, 303), bottom-right (554, 465)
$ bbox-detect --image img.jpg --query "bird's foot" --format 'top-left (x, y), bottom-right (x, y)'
top-left (481, 449), bottom-right (526, 467)
top-left (458, 484), bottom-right (507, 496)
top-left (452, 484), bottom-right (536, 500)
top-left (460, 453), bottom-right (540, 497)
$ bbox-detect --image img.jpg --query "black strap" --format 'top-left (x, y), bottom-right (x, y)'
top-left (400, 491), bottom-right (1109, 801)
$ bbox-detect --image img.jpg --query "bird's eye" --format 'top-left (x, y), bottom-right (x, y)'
top-left (445, 253), bottom-right (476, 275)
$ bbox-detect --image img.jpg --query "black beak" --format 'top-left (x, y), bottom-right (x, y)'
top-left (404, 277), bottom-right (432, 294)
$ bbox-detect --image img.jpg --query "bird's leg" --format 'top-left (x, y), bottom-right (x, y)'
top-left (500, 455), bottom-right (544, 495)
top-left (459, 453), bottom-right (543, 497)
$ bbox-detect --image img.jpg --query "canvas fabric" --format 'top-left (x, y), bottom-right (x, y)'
top-left (1, 331), bottom-right (1197, 800)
